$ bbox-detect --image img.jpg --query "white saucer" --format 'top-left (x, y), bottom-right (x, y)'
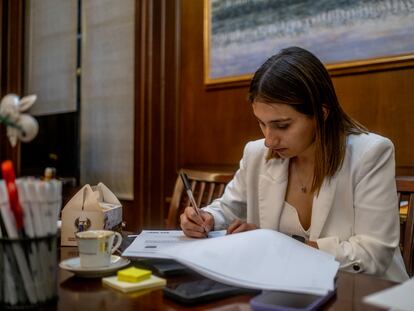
top-left (59, 255), bottom-right (130, 278)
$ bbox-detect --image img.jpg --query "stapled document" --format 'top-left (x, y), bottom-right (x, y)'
top-left (123, 229), bottom-right (339, 295)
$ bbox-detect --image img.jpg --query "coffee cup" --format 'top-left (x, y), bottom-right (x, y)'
top-left (75, 230), bottom-right (122, 268)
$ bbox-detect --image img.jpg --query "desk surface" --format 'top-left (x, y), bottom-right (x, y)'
top-left (44, 247), bottom-right (393, 311)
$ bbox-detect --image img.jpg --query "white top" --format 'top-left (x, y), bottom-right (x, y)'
top-left (279, 201), bottom-right (310, 239)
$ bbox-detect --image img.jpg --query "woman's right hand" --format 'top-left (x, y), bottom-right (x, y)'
top-left (180, 206), bottom-right (214, 238)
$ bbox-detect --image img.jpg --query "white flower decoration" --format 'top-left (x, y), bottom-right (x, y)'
top-left (0, 94), bottom-right (39, 147)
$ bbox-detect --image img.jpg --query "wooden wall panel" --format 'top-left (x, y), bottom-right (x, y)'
top-left (178, 0), bottom-right (414, 178)
top-left (333, 68), bottom-right (414, 175)
top-left (0, 0), bottom-right (2, 91)
top-left (179, 0), bottom-right (261, 170)
top-left (0, 0), bottom-right (24, 169)
top-left (133, 0), bottom-right (180, 230)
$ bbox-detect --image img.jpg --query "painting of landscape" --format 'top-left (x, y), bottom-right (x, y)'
top-left (206, 0), bottom-right (414, 84)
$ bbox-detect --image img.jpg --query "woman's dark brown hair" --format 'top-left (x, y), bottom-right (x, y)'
top-left (248, 46), bottom-right (366, 194)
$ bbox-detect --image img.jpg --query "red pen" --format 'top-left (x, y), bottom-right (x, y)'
top-left (1, 160), bottom-right (24, 232)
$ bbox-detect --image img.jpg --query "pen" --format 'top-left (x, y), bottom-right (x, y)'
top-left (1, 161), bottom-right (24, 234)
top-left (179, 172), bottom-right (208, 232)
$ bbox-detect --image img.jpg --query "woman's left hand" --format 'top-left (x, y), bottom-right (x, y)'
top-left (227, 219), bottom-right (257, 234)
top-left (306, 240), bottom-right (319, 249)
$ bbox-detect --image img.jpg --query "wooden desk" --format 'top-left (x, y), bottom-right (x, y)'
top-left (43, 247), bottom-right (394, 311)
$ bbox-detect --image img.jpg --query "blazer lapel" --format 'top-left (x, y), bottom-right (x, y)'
top-left (310, 176), bottom-right (338, 240)
top-left (258, 158), bottom-right (289, 229)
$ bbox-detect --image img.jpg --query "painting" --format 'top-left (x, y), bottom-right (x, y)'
top-left (204, 0), bottom-right (414, 85)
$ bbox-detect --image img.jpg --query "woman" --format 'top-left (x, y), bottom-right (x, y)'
top-left (180, 47), bottom-right (408, 282)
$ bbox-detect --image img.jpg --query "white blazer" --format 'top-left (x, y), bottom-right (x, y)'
top-left (203, 133), bottom-right (409, 282)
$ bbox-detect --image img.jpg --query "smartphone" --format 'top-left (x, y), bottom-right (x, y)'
top-left (134, 258), bottom-right (190, 276)
top-left (164, 279), bottom-right (258, 305)
top-left (250, 290), bottom-right (336, 311)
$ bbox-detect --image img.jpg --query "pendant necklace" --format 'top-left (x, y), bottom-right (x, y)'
top-left (298, 174), bottom-right (307, 193)
top-left (293, 161), bottom-right (310, 194)
top-left (300, 183), bottom-right (307, 194)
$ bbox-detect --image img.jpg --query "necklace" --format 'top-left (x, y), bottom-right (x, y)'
top-left (300, 183), bottom-right (307, 193)
top-left (292, 161), bottom-right (311, 194)
top-left (297, 174), bottom-right (308, 193)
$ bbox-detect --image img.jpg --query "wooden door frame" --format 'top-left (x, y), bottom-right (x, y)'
top-left (129, 0), bottom-right (181, 231)
top-left (0, 0), bottom-right (25, 171)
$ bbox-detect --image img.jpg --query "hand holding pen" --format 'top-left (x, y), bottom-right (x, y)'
top-left (179, 172), bottom-right (213, 238)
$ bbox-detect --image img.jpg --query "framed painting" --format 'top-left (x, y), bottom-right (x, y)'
top-left (204, 0), bottom-right (414, 87)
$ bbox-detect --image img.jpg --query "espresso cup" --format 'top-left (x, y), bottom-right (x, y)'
top-left (75, 230), bottom-right (122, 268)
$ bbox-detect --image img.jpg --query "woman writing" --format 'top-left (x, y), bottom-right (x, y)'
top-left (180, 47), bottom-right (408, 282)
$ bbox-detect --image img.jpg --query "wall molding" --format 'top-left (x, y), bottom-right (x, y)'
top-left (132, 0), bottom-right (181, 230)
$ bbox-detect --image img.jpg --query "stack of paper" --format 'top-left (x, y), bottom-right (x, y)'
top-left (122, 229), bottom-right (339, 295)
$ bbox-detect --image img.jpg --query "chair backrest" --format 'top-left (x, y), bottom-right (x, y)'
top-left (166, 168), bottom-right (234, 229)
top-left (397, 176), bottom-right (414, 276)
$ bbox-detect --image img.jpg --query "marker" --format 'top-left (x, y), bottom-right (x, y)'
top-left (1, 161), bottom-right (24, 234)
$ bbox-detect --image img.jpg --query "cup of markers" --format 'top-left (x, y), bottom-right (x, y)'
top-left (0, 161), bottom-right (62, 309)
top-left (0, 235), bottom-right (58, 309)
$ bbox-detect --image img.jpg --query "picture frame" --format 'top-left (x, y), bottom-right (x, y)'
top-left (204, 0), bottom-right (414, 88)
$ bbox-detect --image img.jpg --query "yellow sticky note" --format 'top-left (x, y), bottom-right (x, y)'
top-left (117, 267), bottom-right (152, 283)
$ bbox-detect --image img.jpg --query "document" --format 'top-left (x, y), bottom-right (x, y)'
top-left (122, 230), bottom-right (226, 259)
top-left (363, 277), bottom-right (414, 311)
top-left (122, 229), bottom-right (339, 295)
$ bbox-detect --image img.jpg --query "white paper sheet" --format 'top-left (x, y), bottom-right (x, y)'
top-left (363, 277), bottom-right (414, 311)
top-left (122, 229), bottom-right (338, 295)
top-left (122, 230), bottom-right (226, 259)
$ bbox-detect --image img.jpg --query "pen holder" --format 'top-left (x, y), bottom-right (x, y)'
top-left (0, 234), bottom-right (58, 309)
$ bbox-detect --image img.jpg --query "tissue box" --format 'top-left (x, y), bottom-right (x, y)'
top-left (61, 182), bottom-right (123, 246)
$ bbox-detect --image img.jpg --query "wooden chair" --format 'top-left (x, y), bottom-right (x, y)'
top-left (397, 176), bottom-right (414, 276)
top-left (166, 168), bottom-right (234, 229)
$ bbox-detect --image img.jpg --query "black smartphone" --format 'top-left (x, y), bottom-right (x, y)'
top-left (250, 290), bottom-right (336, 311)
top-left (164, 279), bottom-right (258, 305)
top-left (134, 258), bottom-right (190, 276)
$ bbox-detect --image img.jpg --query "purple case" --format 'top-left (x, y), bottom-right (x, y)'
top-left (250, 290), bottom-right (335, 311)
